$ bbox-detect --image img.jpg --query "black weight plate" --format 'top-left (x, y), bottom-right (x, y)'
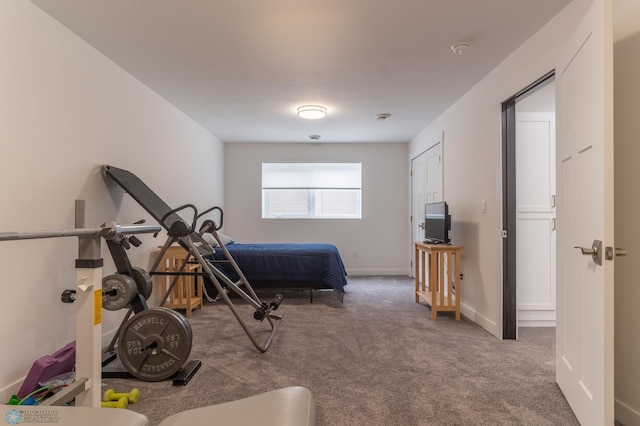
top-left (103, 274), bottom-right (137, 311)
top-left (117, 307), bottom-right (192, 381)
top-left (131, 267), bottom-right (153, 300)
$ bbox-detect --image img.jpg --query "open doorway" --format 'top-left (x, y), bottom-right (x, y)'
top-left (502, 72), bottom-right (556, 339)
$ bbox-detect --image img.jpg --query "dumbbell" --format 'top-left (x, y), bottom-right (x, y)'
top-left (103, 388), bottom-right (140, 404)
top-left (101, 396), bottom-right (128, 409)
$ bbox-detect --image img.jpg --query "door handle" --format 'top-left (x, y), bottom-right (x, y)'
top-left (418, 222), bottom-right (425, 230)
top-left (574, 239), bottom-right (602, 265)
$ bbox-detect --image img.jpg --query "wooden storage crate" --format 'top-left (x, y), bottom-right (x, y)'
top-left (154, 245), bottom-right (202, 317)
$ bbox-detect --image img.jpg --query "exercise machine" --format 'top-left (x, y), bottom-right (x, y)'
top-left (103, 165), bottom-right (284, 353)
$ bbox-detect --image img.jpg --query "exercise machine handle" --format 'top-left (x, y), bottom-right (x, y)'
top-left (158, 204), bottom-right (198, 237)
top-left (197, 206), bottom-right (223, 230)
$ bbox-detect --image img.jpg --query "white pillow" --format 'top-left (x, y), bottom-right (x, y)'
top-left (202, 232), bottom-right (234, 247)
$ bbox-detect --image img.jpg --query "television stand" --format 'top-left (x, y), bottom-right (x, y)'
top-left (423, 239), bottom-right (448, 245)
top-left (414, 242), bottom-right (463, 320)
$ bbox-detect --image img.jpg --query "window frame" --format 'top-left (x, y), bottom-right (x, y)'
top-left (261, 162), bottom-right (362, 219)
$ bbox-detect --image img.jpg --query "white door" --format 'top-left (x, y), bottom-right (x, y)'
top-left (411, 143), bottom-right (442, 276)
top-left (555, 0), bottom-right (614, 424)
top-left (516, 112), bottom-right (556, 327)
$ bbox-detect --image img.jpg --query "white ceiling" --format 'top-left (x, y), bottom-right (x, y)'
top-left (31, 0), bottom-right (572, 144)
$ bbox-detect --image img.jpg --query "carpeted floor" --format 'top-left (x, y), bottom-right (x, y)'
top-left (104, 275), bottom-right (579, 425)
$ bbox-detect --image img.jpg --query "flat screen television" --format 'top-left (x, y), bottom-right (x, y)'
top-left (424, 201), bottom-right (451, 244)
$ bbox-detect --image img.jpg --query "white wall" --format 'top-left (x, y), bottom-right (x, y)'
top-left (613, 25), bottom-right (640, 426)
top-left (408, 0), bottom-right (589, 338)
top-left (0, 1), bottom-right (224, 402)
top-left (407, 1), bottom-right (640, 420)
top-left (224, 143), bottom-right (409, 276)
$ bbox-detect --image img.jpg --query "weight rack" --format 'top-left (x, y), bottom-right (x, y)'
top-left (0, 200), bottom-right (161, 407)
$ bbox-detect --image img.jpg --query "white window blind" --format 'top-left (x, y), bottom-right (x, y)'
top-left (262, 162), bottom-right (362, 219)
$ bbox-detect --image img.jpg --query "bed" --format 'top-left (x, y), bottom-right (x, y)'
top-left (206, 240), bottom-right (348, 302)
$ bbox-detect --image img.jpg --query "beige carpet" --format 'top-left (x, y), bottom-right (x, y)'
top-left (104, 275), bottom-right (579, 425)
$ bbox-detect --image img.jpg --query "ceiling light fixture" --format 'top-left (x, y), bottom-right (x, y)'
top-left (451, 42), bottom-right (470, 56)
top-left (297, 105), bottom-right (327, 119)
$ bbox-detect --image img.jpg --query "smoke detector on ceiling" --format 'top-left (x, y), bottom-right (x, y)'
top-left (375, 113), bottom-right (391, 121)
top-left (451, 42), bottom-right (470, 56)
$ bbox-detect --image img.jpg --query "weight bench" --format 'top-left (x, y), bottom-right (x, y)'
top-left (103, 165), bottom-right (283, 353)
top-left (0, 386), bottom-right (316, 426)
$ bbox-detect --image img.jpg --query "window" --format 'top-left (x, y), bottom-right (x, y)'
top-left (262, 162), bottom-right (362, 219)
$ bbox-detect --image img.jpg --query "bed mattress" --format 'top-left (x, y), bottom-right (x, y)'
top-left (210, 243), bottom-right (348, 292)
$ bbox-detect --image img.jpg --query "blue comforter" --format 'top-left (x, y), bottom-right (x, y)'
top-left (210, 243), bottom-right (348, 292)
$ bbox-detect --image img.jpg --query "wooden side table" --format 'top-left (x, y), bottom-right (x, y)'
top-left (414, 242), bottom-right (463, 320)
top-left (153, 245), bottom-right (203, 317)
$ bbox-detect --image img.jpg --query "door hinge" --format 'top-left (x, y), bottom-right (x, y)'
top-left (501, 230), bottom-right (508, 238)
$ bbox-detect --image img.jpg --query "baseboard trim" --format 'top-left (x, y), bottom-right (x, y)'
top-left (346, 268), bottom-right (411, 276)
top-left (518, 320), bottom-right (556, 327)
top-left (616, 398), bottom-right (640, 426)
top-left (460, 303), bottom-right (500, 338)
